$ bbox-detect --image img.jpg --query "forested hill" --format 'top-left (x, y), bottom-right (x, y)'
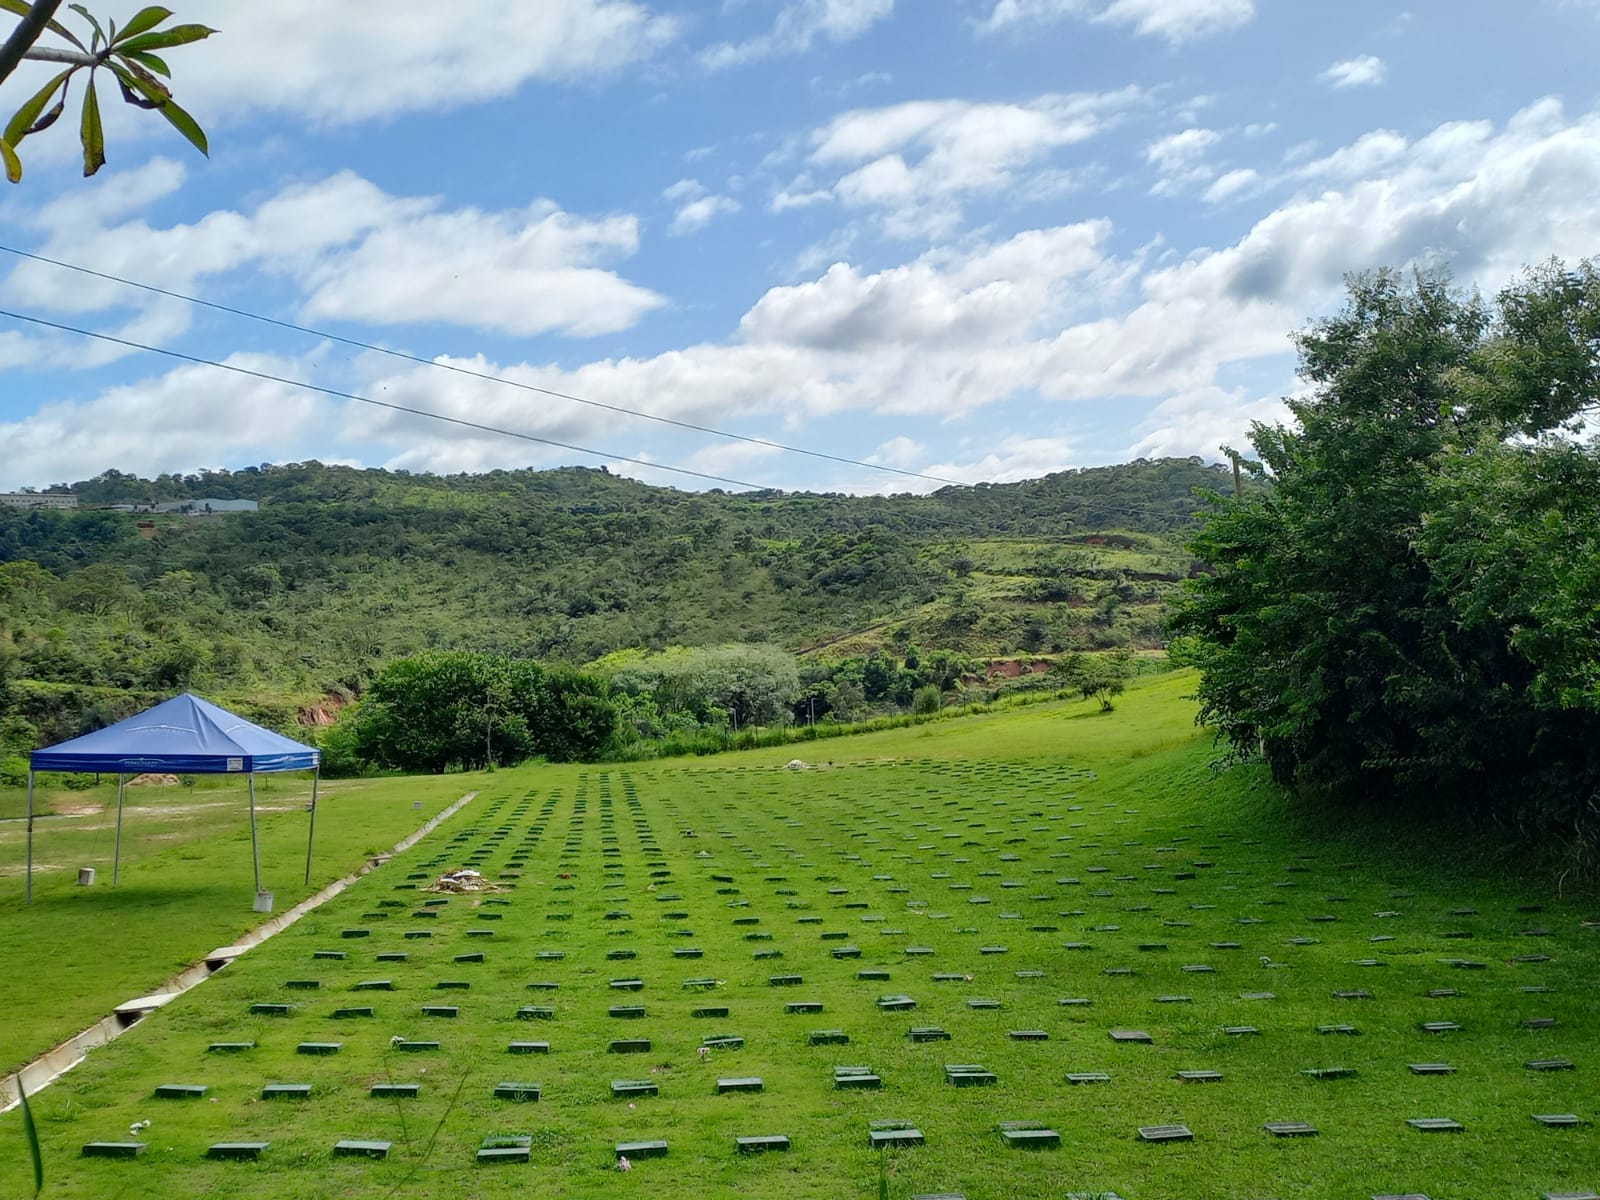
top-left (51, 457), bottom-right (1227, 533)
top-left (1, 457), bottom-right (1228, 711)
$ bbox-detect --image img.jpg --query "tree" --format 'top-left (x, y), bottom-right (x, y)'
top-left (1169, 262), bottom-right (1600, 836)
top-left (1054, 649), bottom-right (1132, 711)
top-left (608, 644), bottom-right (800, 730)
top-left (1, 2), bottom-right (214, 182)
top-left (342, 651), bottom-right (619, 773)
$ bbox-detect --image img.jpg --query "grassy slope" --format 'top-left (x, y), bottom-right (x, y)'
top-left (1, 674), bottom-right (1595, 1199)
top-left (0, 772), bottom-right (484, 1076)
top-left (4, 461), bottom-right (1224, 736)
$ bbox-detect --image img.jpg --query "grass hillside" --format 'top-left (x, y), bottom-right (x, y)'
top-left (3, 674), bottom-right (1595, 1199)
top-left (1, 459), bottom-right (1225, 740)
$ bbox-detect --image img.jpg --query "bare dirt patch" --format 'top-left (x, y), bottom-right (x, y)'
top-left (56, 802), bottom-right (104, 817)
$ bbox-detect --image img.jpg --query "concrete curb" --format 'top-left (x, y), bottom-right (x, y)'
top-left (0, 790), bottom-right (479, 1112)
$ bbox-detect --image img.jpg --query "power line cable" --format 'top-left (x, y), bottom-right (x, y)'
top-left (0, 244), bottom-right (967, 488)
top-left (0, 308), bottom-right (771, 491)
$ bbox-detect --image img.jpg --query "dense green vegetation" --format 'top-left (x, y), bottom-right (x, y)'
top-left (0, 458), bottom-right (1221, 750)
top-left (328, 651), bottom-right (619, 774)
top-left (1171, 262), bottom-right (1600, 844)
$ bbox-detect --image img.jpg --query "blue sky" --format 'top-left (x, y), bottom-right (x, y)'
top-left (3, 0), bottom-right (1599, 493)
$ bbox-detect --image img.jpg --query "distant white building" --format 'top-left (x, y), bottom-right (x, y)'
top-left (0, 493), bottom-right (77, 510)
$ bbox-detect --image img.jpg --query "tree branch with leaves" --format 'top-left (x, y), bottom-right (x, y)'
top-left (0, 1), bottom-right (214, 183)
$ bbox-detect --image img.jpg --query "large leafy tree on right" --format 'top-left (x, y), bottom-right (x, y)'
top-left (1169, 262), bottom-right (1600, 837)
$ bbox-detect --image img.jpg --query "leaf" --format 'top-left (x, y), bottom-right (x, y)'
top-left (79, 71), bottom-right (104, 176)
top-left (0, 0), bottom-right (86, 50)
top-left (110, 64), bottom-right (157, 109)
top-left (24, 87), bottom-right (67, 134)
top-left (4, 69), bottom-right (73, 147)
top-left (114, 23), bottom-right (216, 53)
top-left (68, 3), bottom-right (106, 51)
top-left (18, 1082), bottom-right (43, 1195)
top-left (121, 47), bottom-right (170, 76)
top-left (0, 135), bottom-right (20, 185)
top-left (111, 5), bottom-right (172, 44)
top-left (109, 57), bottom-right (169, 105)
top-left (155, 92), bottom-right (206, 157)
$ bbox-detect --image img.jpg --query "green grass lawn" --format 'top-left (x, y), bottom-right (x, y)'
top-left (0, 772), bottom-right (484, 1077)
top-left (2, 673), bottom-right (1596, 1199)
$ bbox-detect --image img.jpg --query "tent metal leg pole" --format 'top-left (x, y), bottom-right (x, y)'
top-left (303, 768), bottom-right (320, 886)
top-left (25, 770), bottom-right (34, 905)
top-left (113, 774), bottom-right (126, 886)
top-left (249, 774), bottom-right (262, 897)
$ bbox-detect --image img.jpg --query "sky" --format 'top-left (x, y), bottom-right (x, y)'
top-left (2, 0), bottom-right (1599, 495)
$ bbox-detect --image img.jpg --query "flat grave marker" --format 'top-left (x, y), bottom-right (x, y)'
top-left (493, 1082), bottom-right (542, 1101)
top-left (81, 1142), bottom-right (145, 1159)
top-left (1137, 1124), bottom-right (1193, 1143)
top-left (1406, 1117), bottom-right (1465, 1133)
top-left (207, 1142), bottom-right (268, 1161)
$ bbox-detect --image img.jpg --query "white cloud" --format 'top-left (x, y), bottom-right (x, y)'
top-left (701, 0), bottom-right (895, 69)
top-left (737, 221), bottom-right (1111, 352)
top-left (168, 1), bottom-right (678, 124)
top-left (18, 99), bottom-right (1600, 493)
top-left (299, 202), bottom-right (660, 336)
top-left (1320, 54), bottom-right (1388, 88)
top-left (924, 435), bottom-right (1077, 484)
top-left (670, 194), bottom-right (741, 234)
top-left (771, 182), bottom-right (835, 211)
top-left (812, 70), bottom-right (895, 98)
top-left (0, 351), bottom-right (326, 490)
top-left (310, 220), bottom-right (1121, 479)
top-left (22, 157), bottom-right (189, 233)
top-left (1293, 129), bottom-right (1407, 180)
top-left (664, 179), bottom-right (741, 233)
top-left (1146, 128), bottom-right (1220, 171)
top-left (867, 435), bottom-right (926, 469)
top-left (981, 0), bottom-right (1255, 42)
top-left (1144, 127), bottom-right (1221, 194)
top-left (3, 170), bottom-right (662, 345)
top-left (1127, 384), bottom-right (1289, 461)
top-left (1203, 166), bottom-right (1259, 203)
top-left (602, 438), bottom-right (786, 490)
top-left (794, 89), bottom-right (1143, 235)
top-left (837, 434), bottom-right (1079, 495)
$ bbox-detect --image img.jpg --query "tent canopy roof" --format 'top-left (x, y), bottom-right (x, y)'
top-left (30, 693), bottom-right (319, 774)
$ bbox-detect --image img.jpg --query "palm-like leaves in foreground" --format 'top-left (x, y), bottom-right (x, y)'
top-left (1, 3), bottom-right (215, 182)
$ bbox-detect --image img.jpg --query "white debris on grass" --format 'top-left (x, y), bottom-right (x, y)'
top-left (425, 868), bottom-right (507, 894)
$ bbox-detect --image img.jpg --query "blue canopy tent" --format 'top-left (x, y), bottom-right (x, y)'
top-left (26, 693), bottom-right (321, 905)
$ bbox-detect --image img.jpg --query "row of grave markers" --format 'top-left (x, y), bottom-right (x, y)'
top-left (64, 767), bottom-right (1596, 1199)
